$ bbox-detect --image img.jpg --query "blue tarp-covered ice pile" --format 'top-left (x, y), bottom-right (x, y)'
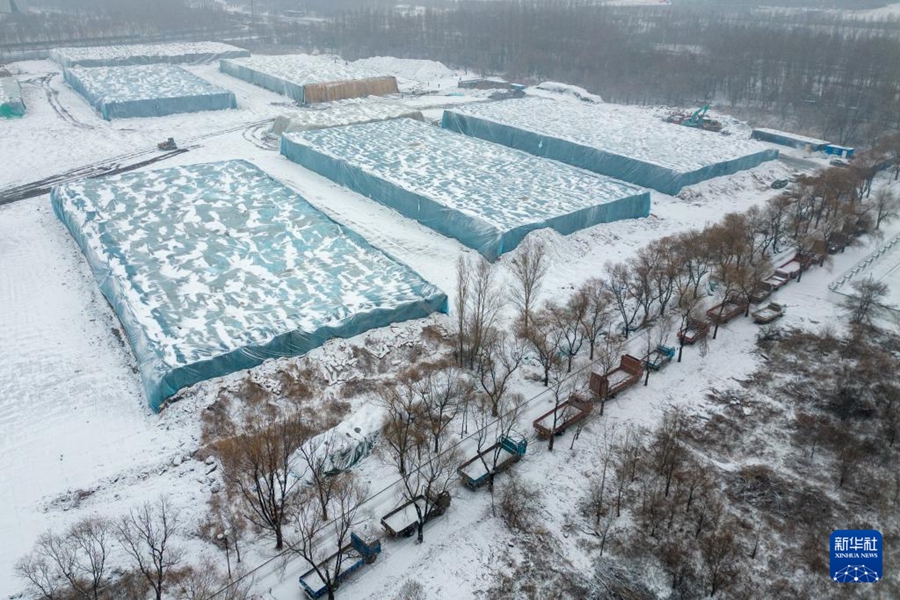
top-left (49, 41), bottom-right (249, 68)
top-left (220, 54), bottom-right (399, 104)
top-left (51, 160), bottom-right (447, 411)
top-left (281, 118), bottom-right (651, 260)
top-left (442, 97), bottom-right (779, 195)
top-left (1, 77), bottom-right (26, 118)
top-left (64, 64), bottom-right (237, 120)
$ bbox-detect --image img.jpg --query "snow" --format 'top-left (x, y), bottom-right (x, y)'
top-left (282, 117), bottom-right (649, 258)
top-left (459, 447), bottom-right (517, 481)
top-left (64, 64), bottom-right (236, 119)
top-left (607, 369), bottom-right (632, 387)
top-left (49, 41), bottom-right (249, 68)
top-left (447, 96), bottom-right (774, 174)
top-left (534, 81), bottom-right (603, 103)
top-left (52, 159), bottom-right (446, 409)
top-left (4, 48), bottom-right (894, 600)
top-left (271, 97), bottom-right (422, 136)
top-left (382, 500), bottom-right (423, 533)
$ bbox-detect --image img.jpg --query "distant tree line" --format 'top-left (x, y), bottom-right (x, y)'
top-left (304, 1), bottom-right (900, 145)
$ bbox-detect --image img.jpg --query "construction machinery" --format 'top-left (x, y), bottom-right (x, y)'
top-left (157, 137), bottom-right (177, 151)
top-left (665, 104), bottom-right (723, 132)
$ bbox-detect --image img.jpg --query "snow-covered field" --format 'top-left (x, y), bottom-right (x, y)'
top-left (282, 118), bottom-right (649, 259)
top-left (64, 64), bottom-right (236, 119)
top-left (0, 50), bottom-right (880, 598)
top-left (48, 41), bottom-right (249, 68)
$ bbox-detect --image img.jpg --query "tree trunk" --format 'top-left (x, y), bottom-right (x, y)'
top-left (275, 526), bottom-right (283, 551)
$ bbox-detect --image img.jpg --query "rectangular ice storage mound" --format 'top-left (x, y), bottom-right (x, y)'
top-left (281, 118), bottom-right (650, 260)
top-left (220, 54), bottom-right (398, 104)
top-left (64, 64), bottom-right (237, 120)
top-left (51, 160), bottom-right (447, 411)
top-left (1, 77), bottom-right (25, 118)
top-left (49, 41), bottom-right (249, 68)
top-left (442, 98), bottom-right (779, 195)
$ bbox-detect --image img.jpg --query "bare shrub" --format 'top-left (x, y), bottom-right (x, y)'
top-left (393, 579), bottom-right (427, 600)
top-left (497, 474), bottom-right (542, 533)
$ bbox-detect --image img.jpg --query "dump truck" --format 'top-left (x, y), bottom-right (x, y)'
top-left (677, 319), bottom-right (710, 345)
top-left (589, 354), bottom-right (644, 399)
top-left (533, 392), bottom-right (593, 439)
top-left (643, 345), bottom-right (676, 371)
top-left (752, 302), bottom-right (785, 324)
top-left (380, 491), bottom-right (451, 538)
top-left (298, 533), bottom-right (381, 599)
top-left (706, 298), bottom-right (747, 325)
top-left (457, 435), bottom-right (527, 490)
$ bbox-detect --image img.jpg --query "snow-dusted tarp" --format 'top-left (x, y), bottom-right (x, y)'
top-left (751, 128), bottom-right (830, 151)
top-left (442, 98), bottom-right (779, 195)
top-left (64, 64), bottom-right (236, 120)
top-left (0, 77), bottom-right (25, 118)
top-left (271, 97), bottom-right (423, 137)
top-left (281, 118), bottom-right (651, 261)
top-left (49, 41), bottom-right (249, 68)
top-left (51, 160), bottom-right (447, 411)
top-left (220, 54), bottom-right (398, 104)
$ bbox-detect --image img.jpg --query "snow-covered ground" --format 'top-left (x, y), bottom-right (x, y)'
top-left (1, 51), bottom-right (883, 598)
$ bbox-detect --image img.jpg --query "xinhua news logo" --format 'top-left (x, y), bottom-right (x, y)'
top-left (831, 530), bottom-right (882, 584)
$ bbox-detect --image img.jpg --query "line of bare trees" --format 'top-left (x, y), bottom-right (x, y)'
top-left (308, 2), bottom-right (900, 145)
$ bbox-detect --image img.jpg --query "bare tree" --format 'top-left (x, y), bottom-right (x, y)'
top-left (699, 520), bottom-right (743, 597)
top-left (454, 254), bottom-right (471, 368)
top-left (545, 359), bottom-right (581, 451)
top-left (643, 315), bottom-right (674, 386)
top-left (526, 304), bottom-right (565, 386)
top-left (116, 497), bottom-right (184, 600)
top-left (16, 517), bottom-right (113, 600)
top-left (287, 474), bottom-right (368, 600)
top-left (293, 431), bottom-right (343, 521)
top-left (419, 363), bottom-right (467, 452)
top-left (843, 277), bottom-right (891, 328)
top-left (576, 278), bottom-right (613, 360)
top-left (604, 261), bottom-right (642, 338)
top-left (217, 414), bottom-right (309, 550)
top-left (459, 256), bottom-right (506, 369)
top-left (551, 293), bottom-right (587, 373)
top-left (378, 376), bottom-right (426, 476)
top-left (509, 236), bottom-right (550, 335)
top-left (592, 329), bottom-right (627, 416)
top-left (476, 330), bottom-right (523, 416)
top-left (869, 187), bottom-right (900, 230)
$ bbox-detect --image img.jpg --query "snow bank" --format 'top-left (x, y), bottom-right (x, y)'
top-left (443, 97), bottom-right (779, 195)
top-left (0, 77), bottom-right (25, 118)
top-left (51, 160), bottom-right (447, 410)
top-left (352, 56), bottom-right (457, 83)
top-left (49, 41), bottom-right (249, 68)
top-left (64, 64), bottom-right (236, 120)
top-left (281, 118), bottom-right (650, 261)
top-left (535, 81), bottom-right (603, 103)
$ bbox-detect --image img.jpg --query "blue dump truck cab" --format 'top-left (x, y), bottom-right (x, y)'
top-left (299, 532), bottom-right (381, 599)
top-left (457, 434), bottom-right (528, 490)
top-left (643, 345), bottom-right (676, 371)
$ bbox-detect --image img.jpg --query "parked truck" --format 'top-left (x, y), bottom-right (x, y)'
top-left (677, 319), bottom-right (710, 345)
top-left (706, 298), bottom-right (747, 325)
top-left (533, 392), bottom-right (593, 439)
top-left (457, 435), bottom-right (527, 490)
top-left (752, 302), bottom-right (785, 324)
top-left (380, 491), bottom-right (451, 538)
top-left (589, 354), bottom-right (644, 399)
top-left (643, 345), bottom-right (676, 371)
top-left (298, 532), bottom-right (381, 599)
